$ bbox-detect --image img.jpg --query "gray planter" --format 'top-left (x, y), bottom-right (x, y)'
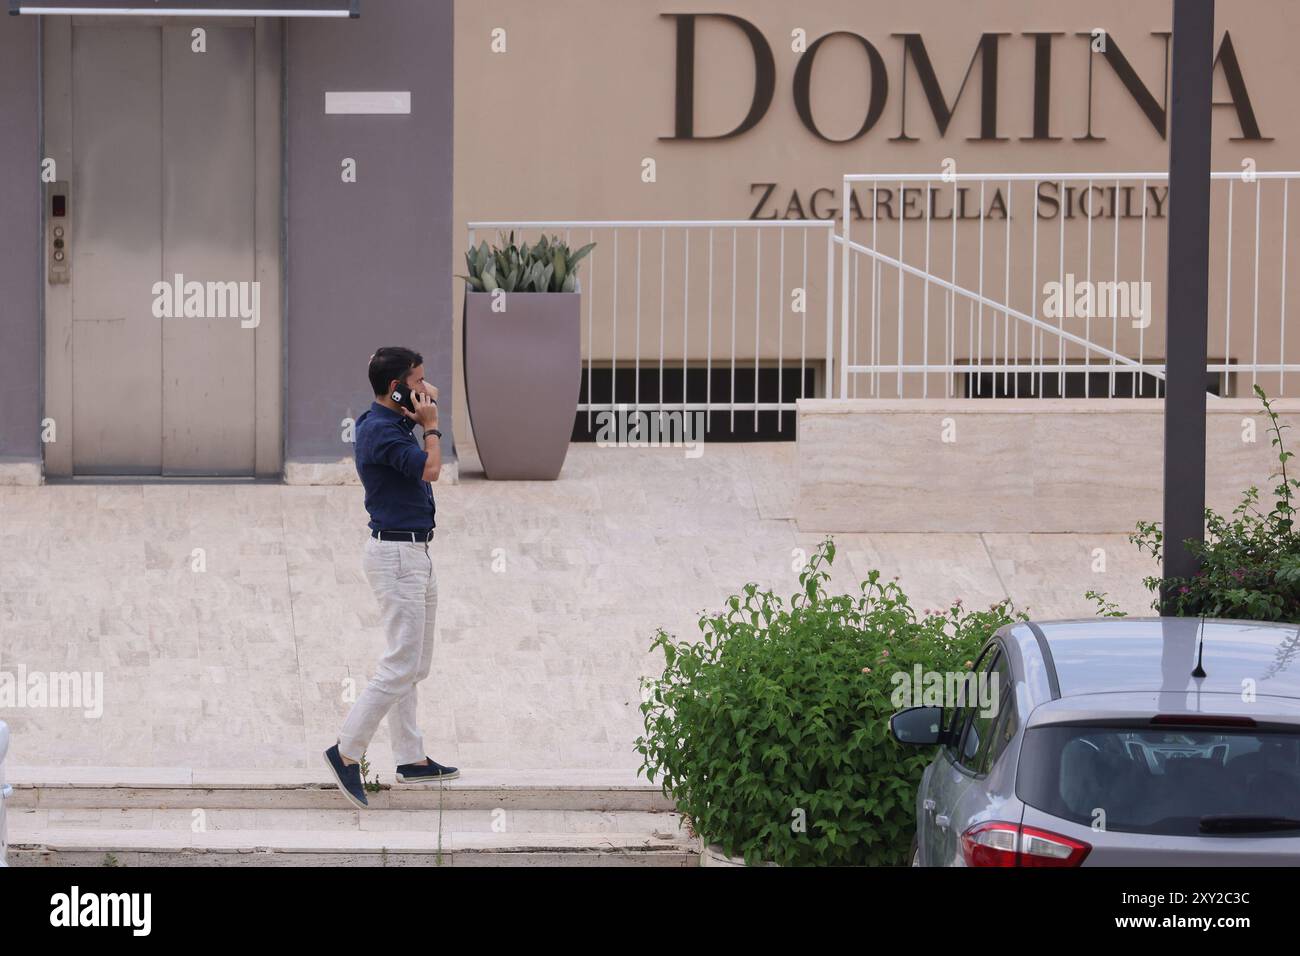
top-left (463, 291), bottom-right (582, 480)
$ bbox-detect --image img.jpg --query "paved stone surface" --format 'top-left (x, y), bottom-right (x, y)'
top-left (0, 443), bottom-right (1156, 777)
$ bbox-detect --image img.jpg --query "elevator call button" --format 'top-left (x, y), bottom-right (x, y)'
top-left (47, 182), bottom-right (70, 285)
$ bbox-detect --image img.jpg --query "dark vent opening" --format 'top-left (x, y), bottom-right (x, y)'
top-left (962, 368), bottom-right (1225, 399)
top-left (572, 366), bottom-right (815, 442)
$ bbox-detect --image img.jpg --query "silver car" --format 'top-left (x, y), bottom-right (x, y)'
top-left (891, 617), bottom-right (1300, 866)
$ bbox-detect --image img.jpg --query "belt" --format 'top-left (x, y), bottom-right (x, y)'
top-left (371, 529), bottom-right (434, 542)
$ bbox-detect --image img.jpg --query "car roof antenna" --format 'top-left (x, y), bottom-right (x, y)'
top-left (1191, 613), bottom-right (1208, 679)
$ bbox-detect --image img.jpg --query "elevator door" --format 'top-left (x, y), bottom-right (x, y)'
top-left (43, 17), bottom-right (281, 477)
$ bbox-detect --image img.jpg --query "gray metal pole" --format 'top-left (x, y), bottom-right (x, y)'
top-left (1162, 0), bottom-right (1215, 610)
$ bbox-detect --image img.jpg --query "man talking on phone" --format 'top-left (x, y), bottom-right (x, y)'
top-left (324, 347), bottom-right (459, 809)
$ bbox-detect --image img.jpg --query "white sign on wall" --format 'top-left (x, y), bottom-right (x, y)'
top-left (324, 91), bottom-right (411, 115)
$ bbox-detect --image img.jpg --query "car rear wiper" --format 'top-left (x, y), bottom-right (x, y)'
top-left (1199, 815), bottom-right (1300, 834)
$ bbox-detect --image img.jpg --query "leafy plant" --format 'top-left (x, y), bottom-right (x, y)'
top-left (359, 752), bottom-right (382, 794)
top-left (635, 537), bottom-right (1024, 866)
top-left (459, 232), bottom-right (595, 294)
top-left (1084, 589), bottom-right (1127, 618)
top-left (1131, 385), bottom-right (1300, 621)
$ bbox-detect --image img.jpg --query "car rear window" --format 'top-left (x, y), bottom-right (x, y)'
top-left (1017, 725), bottom-right (1300, 836)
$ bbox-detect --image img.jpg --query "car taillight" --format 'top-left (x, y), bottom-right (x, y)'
top-left (1019, 825), bottom-right (1092, 867)
top-left (960, 821), bottom-right (1091, 867)
top-left (960, 822), bottom-right (1020, 867)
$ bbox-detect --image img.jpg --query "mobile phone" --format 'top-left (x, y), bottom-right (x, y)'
top-left (391, 382), bottom-right (437, 412)
top-left (390, 382), bottom-right (416, 412)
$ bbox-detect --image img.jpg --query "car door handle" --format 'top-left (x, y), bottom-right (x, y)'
top-left (923, 799), bottom-right (936, 812)
top-left (935, 814), bottom-right (951, 829)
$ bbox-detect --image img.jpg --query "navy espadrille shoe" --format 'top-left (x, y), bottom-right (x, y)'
top-left (323, 743), bottom-right (369, 809)
top-left (395, 757), bottom-right (460, 783)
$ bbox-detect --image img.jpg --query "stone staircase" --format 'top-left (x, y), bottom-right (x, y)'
top-left (5, 767), bottom-right (696, 867)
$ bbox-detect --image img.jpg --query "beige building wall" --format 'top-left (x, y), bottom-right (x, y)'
top-left (452, 0), bottom-right (1300, 451)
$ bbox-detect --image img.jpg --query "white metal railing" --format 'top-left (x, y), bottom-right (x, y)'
top-left (0, 720), bottom-right (10, 867)
top-left (836, 171), bottom-right (1300, 400)
top-left (468, 173), bottom-right (1300, 421)
top-left (466, 220), bottom-right (836, 432)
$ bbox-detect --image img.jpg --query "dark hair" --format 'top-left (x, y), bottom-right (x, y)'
top-left (368, 347), bottom-right (423, 396)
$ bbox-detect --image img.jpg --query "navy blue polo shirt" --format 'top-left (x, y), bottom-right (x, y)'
top-left (354, 402), bottom-right (436, 533)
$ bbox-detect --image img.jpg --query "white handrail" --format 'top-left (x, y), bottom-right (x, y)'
top-left (835, 234), bottom-right (1152, 374)
top-left (838, 170), bottom-right (1300, 399)
top-left (468, 219), bottom-right (831, 229)
top-left (843, 171), bottom-right (1300, 183)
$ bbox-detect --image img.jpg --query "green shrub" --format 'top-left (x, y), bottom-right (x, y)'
top-left (458, 232), bottom-right (595, 294)
top-left (1084, 589), bottom-right (1126, 618)
top-left (1131, 385), bottom-right (1300, 621)
top-left (635, 537), bottom-right (1023, 866)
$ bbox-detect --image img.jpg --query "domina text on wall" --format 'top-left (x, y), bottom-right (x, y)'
top-left (662, 15), bottom-right (1268, 145)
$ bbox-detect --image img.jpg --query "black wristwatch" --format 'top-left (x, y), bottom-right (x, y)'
top-left (424, 428), bottom-right (442, 440)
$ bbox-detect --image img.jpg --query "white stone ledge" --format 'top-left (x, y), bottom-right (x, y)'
top-left (0, 460), bottom-right (42, 486)
top-left (797, 398), bottom-right (1300, 415)
top-left (795, 398), bottom-right (1300, 533)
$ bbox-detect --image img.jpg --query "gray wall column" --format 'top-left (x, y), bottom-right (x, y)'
top-left (0, 15), bottom-right (42, 481)
top-left (285, 0), bottom-right (455, 475)
top-left (1161, 0), bottom-right (1216, 603)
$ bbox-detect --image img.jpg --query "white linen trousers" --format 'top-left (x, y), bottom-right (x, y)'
top-left (337, 535), bottom-right (438, 766)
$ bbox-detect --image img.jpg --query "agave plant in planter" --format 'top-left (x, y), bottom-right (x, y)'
top-left (461, 232), bottom-right (593, 294)
top-left (458, 233), bottom-right (595, 480)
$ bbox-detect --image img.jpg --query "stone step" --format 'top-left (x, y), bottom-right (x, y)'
top-left (7, 766), bottom-right (675, 812)
top-left (7, 825), bottom-right (696, 867)
top-left (11, 807), bottom-right (686, 834)
top-left (4, 767), bottom-right (697, 866)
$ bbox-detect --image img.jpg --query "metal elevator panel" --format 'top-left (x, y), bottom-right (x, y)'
top-left (70, 25), bottom-right (164, 474)
top-left (161, 24), bottom-right (257, 476)
top-left (45, 16), bottom-right (281, 478)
